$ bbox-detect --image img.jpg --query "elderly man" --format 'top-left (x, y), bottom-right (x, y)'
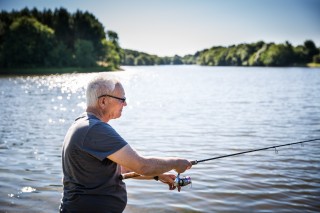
top-left (60, 74), bottom-right (192, 213)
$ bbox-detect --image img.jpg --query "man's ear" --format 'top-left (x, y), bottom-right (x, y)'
top-left (98, 96), bottom-right (107, 108)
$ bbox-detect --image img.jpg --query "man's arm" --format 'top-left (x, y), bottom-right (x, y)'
top-left (108, 144), bottom-right (191, 176)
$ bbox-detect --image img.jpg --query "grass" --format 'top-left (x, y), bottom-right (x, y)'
top-left (307, 63), bottom-right (320, 68)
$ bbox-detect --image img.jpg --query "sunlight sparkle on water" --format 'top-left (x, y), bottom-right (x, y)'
top-left (21, 186), bottom-right (36, 193)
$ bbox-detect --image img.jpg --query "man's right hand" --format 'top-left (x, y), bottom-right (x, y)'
top-left (173, 158), bottom-right (192, 174)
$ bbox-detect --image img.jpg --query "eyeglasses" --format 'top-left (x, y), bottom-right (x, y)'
top-left (98, 94), bottom-right (126, 103)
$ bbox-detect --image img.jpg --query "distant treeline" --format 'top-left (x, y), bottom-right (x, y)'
top-left (1, 8), bottom-right (319, 74)
top-left (123, 40), bottom-right (320, 67)
top-left (121, 49), bottom-right (185, 66)
top-left (190, 40), bottom-right (320, 66)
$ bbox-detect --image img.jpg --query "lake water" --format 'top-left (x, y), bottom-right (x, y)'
top-left (0, 65), bottom-right (320, 213)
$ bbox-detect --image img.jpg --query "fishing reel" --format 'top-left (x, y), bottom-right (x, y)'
top-left (174, 173), bottom-right (192, 187)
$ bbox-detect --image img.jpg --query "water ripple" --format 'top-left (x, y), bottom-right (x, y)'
top-left (0, 66), bottom-right (319, 212)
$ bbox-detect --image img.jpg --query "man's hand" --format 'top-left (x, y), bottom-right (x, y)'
top-left (158, 173), bottom-right (182, 192)
top-left (173, 159), bottom-right (192, 174)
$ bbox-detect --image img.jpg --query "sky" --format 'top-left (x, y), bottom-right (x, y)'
top-left (1, 0), bottom-right (319, 56)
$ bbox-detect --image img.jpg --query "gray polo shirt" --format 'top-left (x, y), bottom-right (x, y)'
top-left (61, 113), bottom-right (128, 213)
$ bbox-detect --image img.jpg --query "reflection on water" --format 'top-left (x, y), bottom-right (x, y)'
top-left (0, 66), bottom-right (319, 212)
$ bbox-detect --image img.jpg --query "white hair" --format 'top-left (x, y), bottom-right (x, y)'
top-left (86, 74), bottom-right (120, 107)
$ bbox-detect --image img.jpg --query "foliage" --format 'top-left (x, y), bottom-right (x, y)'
top-left (74, 39), bottom-right (96, 67)
top-left (195, 40), bottom-right (318, 67)
top-left (313, 54), bottom-right (320, 63)
top-left (121, 49), bottom-right (183, 66)
top-left (258, 42), bottom-right (294, 66)
top-left (0, 7), bottom-right (121, 72)
top-left (101, 39), bottom-right (121, 69)
top-left (2, 17), bottom-right (55, 68)
top-left (48, 41), bottom-right (74, 67)
top-left (121, 39), bottom-right (318, 67)
top-left (0, 7), bottom-right (319, 73)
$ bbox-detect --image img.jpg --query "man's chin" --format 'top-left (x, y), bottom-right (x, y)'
top-left (113, 113), bottom-right (122, 119)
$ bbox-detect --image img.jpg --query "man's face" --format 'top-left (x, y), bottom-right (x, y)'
top-left (108, 84), bottom-right (127, 120)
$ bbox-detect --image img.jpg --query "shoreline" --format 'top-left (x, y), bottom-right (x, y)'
top-left (0, 66), bottom-right (117, 76)
top-left (1, 64), bottom-right (319, 76)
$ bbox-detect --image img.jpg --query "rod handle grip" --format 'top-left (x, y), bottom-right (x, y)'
top-left (190, 160), bottom-right (198, 165)
top-left (119, 172), bottom-right (141, 180)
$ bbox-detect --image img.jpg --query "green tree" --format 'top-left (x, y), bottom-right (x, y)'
top-left (155, 57), bottom-right (165, 65)
top-left (293, 45), bottom-right (306, 65)
top-left (74, 39), bottom-right (96, 67)
top-left (107, 30), bottom-right (119, 45)
top-left (48, 41), bottom-right (74, 67)
top-left (304, 40), bottom-right (319, 62)
top-left (53, 8), bottom-right (74, 50)
top-left (248, 43), bottom-right (268, 66)
top-left (172, 55), bottom-right (183, 65)
top-left (2, 17), bottom-right (55, 68)
top-left (182, 54), bottom-right (196, 64)
top-left (215, 47), bottom-right (228, 66)
top-left (74, 10), bottom-right (106, 59)
top-left (124, 54), bottom-right (135, 65)
top-left (101, 39), bottom-right (121, 69)
top-left (135, 55), bottom-right (152, 65)
top-left (41, 9), bottom-right (54, 28)
top-left (313, 54), bottom-right (320, 63)
top-left (225, 46), bottom-right (240, 66)
top-left (135, 55), bottom-right (145, 65)
top-left (260, 43), bottom-right (294, 66)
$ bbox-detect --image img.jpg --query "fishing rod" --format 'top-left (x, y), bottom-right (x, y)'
top-left (120, 138), bottom-right (320, 187)
top-left (190, 138), bottom-right (320, 165)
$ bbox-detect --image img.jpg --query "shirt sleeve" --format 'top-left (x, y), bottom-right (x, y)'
top-left (82, 122), bottom-right (128, 161)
